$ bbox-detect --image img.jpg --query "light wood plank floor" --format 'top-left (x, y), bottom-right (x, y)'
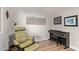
top-left (37, 40), bottom-right (74, 51)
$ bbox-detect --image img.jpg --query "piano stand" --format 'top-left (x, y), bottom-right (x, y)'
top-left (48, 30), bottom-right (70, 49)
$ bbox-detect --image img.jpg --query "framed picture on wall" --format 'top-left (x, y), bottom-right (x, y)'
top-left (64, 15), bottom-right (78, 26)
top-left (53, 16), bottom-right (62, 25)
top-left (26, 16), bottom-right (46, 25)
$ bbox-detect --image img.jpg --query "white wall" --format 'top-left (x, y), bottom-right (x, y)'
top-left (52, 8), bottom-right (79, 50)
top-left (0, 7), bottom-right (9, 50)
top-left (15, 10), bottom-right (52, 42)
top-left (0, 7), bottom-right (15, 50)
top-left (0, 7), bottom-right (2, 50)
top-left (0, 8), bottom-right (1, 32)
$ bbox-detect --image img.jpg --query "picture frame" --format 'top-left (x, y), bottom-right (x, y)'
top-left (53, 16), bottom-right (62, 25)
top-left (64, 15), bottom-right (78, 26)
top-left (26, 16), bottom-right (46, 25)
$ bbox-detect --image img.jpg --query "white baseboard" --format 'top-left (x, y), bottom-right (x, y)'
top-left (70, 46), bottom-right (79, 51)
top-left (35, 39), bottom-right (48, 42)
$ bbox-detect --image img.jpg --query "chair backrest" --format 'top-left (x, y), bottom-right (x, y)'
top-left (15, 27), bottom-right (27, 43)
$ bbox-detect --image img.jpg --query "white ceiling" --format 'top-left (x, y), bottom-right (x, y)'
top-left (14, 7), bottom-right (71, 16)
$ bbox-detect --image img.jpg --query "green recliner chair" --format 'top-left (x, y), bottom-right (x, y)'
top-left (14, 27), bottom-right (39, 51)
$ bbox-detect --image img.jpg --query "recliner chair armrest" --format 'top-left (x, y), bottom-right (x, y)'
top-left (27, 36), bottom-right (35, 43)
top-left (14, 40), bottom-right (20, 45)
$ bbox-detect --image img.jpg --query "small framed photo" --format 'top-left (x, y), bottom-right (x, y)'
top-left (64, 15), bottom-right (78, 26)
top-left (53, 16), bottom-right (62, 25)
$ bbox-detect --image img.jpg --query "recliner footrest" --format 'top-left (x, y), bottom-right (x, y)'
top-left (24, 43), bottom-right (39, 51)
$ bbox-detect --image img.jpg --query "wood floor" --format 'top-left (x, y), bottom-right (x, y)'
top-left (8, 40), bottom-right (74, 51)
top-left (37, 40), bottom-right (74, 51)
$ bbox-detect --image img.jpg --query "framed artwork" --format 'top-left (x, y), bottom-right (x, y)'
top-left (64, 15), bottom-right (78, 26)
top-left (26, 16), bottom-right (46, 25)
top-left (53, 16), bottom-right (62, 25)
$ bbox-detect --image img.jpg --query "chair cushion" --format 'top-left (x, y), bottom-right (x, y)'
top-left (20, 39), bottom-right (33, 48)
top-left (15, 31), bottom-right (27, 43)
top-left (24, 43), bottom-right (39, 51)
